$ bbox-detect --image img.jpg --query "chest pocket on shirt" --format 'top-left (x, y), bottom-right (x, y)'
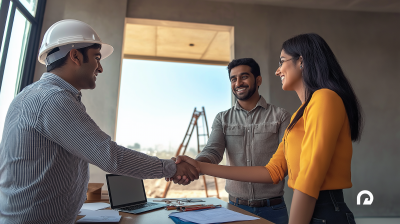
top-left (254, 123), bottom-right (278, 140)
top-left (253, 122), bottom-right (278, 154)
top-left (224, 126), bottom-right (245, 154)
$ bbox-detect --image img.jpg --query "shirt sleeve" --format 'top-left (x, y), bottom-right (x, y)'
top-left (34, 91), bottom-right (176, 179)
top-left (294, 89), bottom-right (346, 199)
top-left (196, 112), bottom-right (225, 164)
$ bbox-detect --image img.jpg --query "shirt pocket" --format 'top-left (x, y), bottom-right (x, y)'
top-left (224, 126), bottom-right (245, 155)
top-left (253, 122), bottom-right (278, 155)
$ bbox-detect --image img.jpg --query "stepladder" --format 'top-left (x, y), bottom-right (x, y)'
top-left (163, 107), bottom-right (220, 199)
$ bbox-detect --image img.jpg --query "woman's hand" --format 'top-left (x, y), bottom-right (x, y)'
top-left (174, 155), bottom-right (201, 173)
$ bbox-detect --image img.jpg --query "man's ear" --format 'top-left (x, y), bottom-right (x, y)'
top-left (256, 75), bottom-right (262, 87)
top-left (69, 49), bottom-right (82, 66)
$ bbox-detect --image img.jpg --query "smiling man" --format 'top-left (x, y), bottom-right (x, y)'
top-left (0, 20), bottom-right (198, 223)
top-left (195, 58), bottom-right (291, 224)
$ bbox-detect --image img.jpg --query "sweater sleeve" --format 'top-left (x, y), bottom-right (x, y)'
top-left (294, 89), bottom-right (346, 199)
top-left (265, 139), bottom-right (288, 184)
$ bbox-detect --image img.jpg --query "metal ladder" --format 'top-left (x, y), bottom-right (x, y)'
top-left (162, 107), bottom-right (220, 198)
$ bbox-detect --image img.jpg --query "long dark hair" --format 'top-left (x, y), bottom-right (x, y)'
top-left (284, 33), bottom-right (363, 142)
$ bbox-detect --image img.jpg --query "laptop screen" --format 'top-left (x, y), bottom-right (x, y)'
top-left (106, 175), bottom-right (147, 208)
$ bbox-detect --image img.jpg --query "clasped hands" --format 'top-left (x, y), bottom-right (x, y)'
top-left (165, 156), bottom-right (201, 185)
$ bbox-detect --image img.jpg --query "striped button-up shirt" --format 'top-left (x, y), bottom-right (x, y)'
top-left (197, 96), bottom-right (291, 200)
top-left (0, 73), bottom-right (176, 223)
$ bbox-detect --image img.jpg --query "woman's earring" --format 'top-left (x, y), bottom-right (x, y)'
top-left (300, 64), bottom-right (303, 76)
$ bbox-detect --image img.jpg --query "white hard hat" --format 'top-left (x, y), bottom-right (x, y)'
top-left (38, 19), bottom-right (114, 66)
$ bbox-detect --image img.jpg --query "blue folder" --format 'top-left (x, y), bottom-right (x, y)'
top-left (169, 209), bottom-right (222, 224)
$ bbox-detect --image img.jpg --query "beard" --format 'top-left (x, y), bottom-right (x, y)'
top-left (232, 80), bottom-right (257, 101)
top-left (84, 75), bottom-right (96, 89)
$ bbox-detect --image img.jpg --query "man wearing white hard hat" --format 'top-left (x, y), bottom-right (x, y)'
top-left (0, 20), bottom-right (198, 223)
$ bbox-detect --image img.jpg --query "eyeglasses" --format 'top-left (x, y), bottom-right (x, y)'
top-left (278, 57), bottom-right (296, 67)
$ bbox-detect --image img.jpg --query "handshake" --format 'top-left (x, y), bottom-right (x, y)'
top-left (165, 156), bottom-right (201, 185)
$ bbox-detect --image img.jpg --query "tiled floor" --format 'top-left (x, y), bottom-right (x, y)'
top-left (355, 218), bottom-right (400, 224)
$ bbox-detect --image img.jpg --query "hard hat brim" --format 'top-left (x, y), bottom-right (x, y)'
top-left (38, 42), bottom-right (114, 65)
top-left (100, 43), bottom-right (113, 61)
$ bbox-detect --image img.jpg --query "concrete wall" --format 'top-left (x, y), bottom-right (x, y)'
top-left (33, 0), bottom-right (127, 186)
top-left (126, 0), bottom-right (400, 216)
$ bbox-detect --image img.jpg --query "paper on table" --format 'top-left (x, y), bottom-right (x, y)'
top-left (80, 202), bottom-right (110, 211)
top-left (79, 209), bottom-right (119, 216)
top-left (76, 215), bottom-right (121, 223)
top-left (169, 207), bottom-right (259, 224)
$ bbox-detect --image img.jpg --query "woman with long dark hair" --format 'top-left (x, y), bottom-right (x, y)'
top-left (173, 33), bottom-right (363, 224)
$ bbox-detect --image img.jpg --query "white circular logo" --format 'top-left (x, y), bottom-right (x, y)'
top-left (357, 190), bottom-right (373, 205)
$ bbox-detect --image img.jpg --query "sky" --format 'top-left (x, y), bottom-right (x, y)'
top-left (115, 59), bottom-right (232, 151)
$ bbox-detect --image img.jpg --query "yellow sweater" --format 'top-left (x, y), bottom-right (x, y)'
top-left (265, 89), bottom-right (353, 199)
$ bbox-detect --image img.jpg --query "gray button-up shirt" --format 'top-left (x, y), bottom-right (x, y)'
top-left (197, 96), bottom-right (290, 200)
top-left (0, 73), bottom-right (176, 224)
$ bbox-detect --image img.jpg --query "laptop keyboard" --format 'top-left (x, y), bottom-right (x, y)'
top-left (121, 202), bottom-right (157, 211)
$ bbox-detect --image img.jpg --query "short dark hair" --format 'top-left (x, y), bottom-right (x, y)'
top-left (46, 43), bottom-right (102, 72)
top-left (227, 58), bottom-right (261, 78)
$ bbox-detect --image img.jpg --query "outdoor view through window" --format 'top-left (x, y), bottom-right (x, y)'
top-left (116, 59), bottom-right (231, 200)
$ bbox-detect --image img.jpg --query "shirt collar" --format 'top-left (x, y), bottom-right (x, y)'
top-left (234, 95), bottom-right (269, 112)
top-left (40, 73), bottom-right (82, 101)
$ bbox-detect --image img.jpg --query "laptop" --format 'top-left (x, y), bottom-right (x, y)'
top-left (106, 174), bottom-right (166, 214)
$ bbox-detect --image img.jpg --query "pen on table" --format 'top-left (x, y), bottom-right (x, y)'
top-left (181, 204), bottom-right (221, 212)
top-left (177, 204), bottom-right (207, 209)
top-left (165, 204), bottom-right (206, 210)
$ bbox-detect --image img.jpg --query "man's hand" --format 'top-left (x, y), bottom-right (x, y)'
top-left (166, 156), bottom-right (199, 185)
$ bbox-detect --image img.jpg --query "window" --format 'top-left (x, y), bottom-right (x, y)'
top-left (116, 59), bottom-right (231, 200)
top-left (116, 59), bottom-right (231, 157)
top-left (0, 0), bottom-right (46, 140)
top-left (118, 19), bottom-right (234, 200)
